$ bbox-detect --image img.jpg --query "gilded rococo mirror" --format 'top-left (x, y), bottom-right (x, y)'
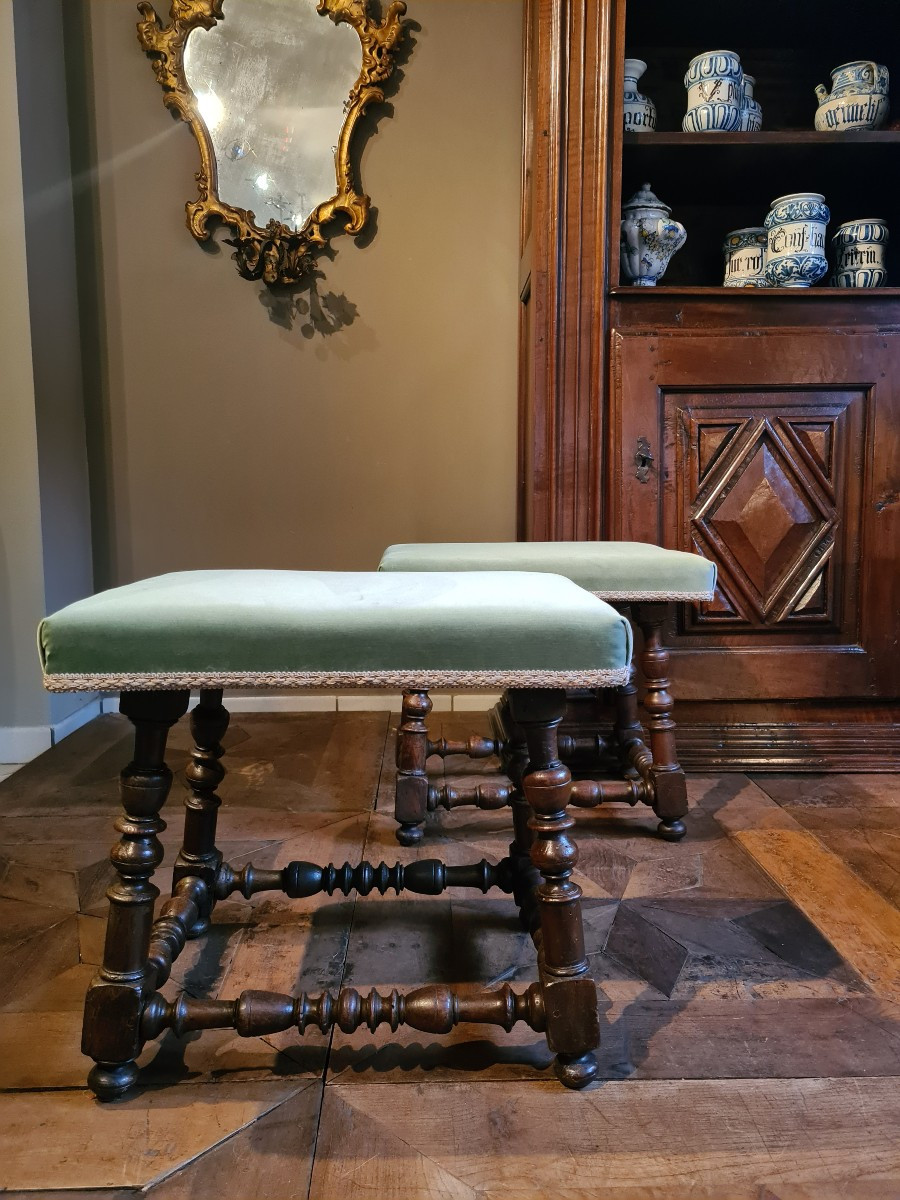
top-left (137, 0), bottom-right (408, 284)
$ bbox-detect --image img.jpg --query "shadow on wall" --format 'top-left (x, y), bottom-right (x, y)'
top-left (258, 271), bottom-right (359, 337)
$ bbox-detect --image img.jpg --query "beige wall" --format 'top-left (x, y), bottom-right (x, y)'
top-left (79, 0), bottom-right (524, 586)
top-left (0, 0), bottom-right (51, 740)
top-left (15, 0), bottom-right (95, 730)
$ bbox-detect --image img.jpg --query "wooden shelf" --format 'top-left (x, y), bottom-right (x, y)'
top-left (618, 127), bottom-right (900, 286)
top-left (624, 131), bottom-right (900, 146)
top-left (609, 286), bottom-right (900, 297)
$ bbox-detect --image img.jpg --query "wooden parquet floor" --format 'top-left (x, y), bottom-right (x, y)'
top-left (0, 712), bottom-right (899, 1199)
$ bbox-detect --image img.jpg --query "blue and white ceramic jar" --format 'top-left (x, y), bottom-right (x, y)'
top-left (833, 219), bottom-right (889, 287)
top-left (723, 227), bottom-right (768, 287)
top-left (739, 74), bottom-right (763, 131)
top-left (815, 61), bottom-right (890, 131)
top-left (624, 59), bottom-right (657, 133)
top-left (620, 183), bottom-right (687, 286)
top-left (683, 51), bottom-right (743, 132)
top-left (764, 193), bottom-right (830, 287)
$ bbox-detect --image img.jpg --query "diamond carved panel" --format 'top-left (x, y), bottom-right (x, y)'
top-left (688, 414), bottom-right (842, 630)
top-left (704, 436), bottom-right (830, 610)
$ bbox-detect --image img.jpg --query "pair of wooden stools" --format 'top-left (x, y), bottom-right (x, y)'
top-left (38, 545), bottom-right (713, 1098)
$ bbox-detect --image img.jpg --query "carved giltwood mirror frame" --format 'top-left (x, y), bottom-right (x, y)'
top-left (137, 0), bottom-right (408, 285)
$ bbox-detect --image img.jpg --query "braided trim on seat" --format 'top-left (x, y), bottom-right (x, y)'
top-left (591, 589), bottom-right (715, 601)
top-left (42, 666), bottom-right (631, 693)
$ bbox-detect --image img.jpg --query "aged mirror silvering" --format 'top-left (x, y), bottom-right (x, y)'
top-left (137, 0), bottom-right (408, 284)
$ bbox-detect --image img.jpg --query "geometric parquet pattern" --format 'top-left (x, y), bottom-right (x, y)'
top-left (1, 713), bottom-right (899, 1198)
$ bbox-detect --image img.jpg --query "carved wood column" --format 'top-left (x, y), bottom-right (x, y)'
top-left (519, 0), bottom-right (615, 540)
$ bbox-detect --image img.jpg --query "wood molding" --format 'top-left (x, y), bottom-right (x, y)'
top-left (519, 0), bottom-right (615, 539)
top-left (676, 721), bottom-right (900, 772)
top-left (559, 704), bottom-right (900, 772)
top-left (671, 701), bottom-right (900, 771)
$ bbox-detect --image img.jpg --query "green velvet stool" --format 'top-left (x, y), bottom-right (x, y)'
top-left (378, 542), bottom-right (717, 845)
top-left (39, 569), bottom-right (633, 1097)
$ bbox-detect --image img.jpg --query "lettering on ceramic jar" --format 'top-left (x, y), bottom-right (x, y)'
top-left (822, 96), bottom-right (883, 129)
top-left (697, 79), bottom-right (740, 104)
top-left (770, 223), bottom-right (825, 255)
top-left (840, 245), bottom-right (880, 267)
top-left (726, 247), bottom-right (764, 279)
top-left (625, 109), bottom-right (656, 131)
top-left (687, 80), bottom-right (741, 111)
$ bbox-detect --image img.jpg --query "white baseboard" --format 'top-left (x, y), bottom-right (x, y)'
top-left (0, 698), bottom-right (105, 765)
top-left (226, 694), bottom-right (338, 712)
top-left (2, 690), bottom-right (500, 765)
top-left (101, 693), bottom-right (338, 714)
top-left (52, 699), bottom-right (102, 743)
top-left (452, 692), bottom-right (503, 711)
top-left (101, 691), bottom-right (460, 715)
top-left (0, 725), bottom-right (52, 763)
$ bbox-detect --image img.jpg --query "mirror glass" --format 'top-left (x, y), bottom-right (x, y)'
top-left (183, 0), bottom-right (362, 232)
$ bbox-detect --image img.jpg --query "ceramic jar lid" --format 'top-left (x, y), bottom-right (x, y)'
top-left (623, 183), bottom-right (670, 213)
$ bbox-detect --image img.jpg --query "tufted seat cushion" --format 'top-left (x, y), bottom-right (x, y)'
top-left (38, 570), bottom-right (633, 693)
top-left (379, 541), bottom-right (716, 601)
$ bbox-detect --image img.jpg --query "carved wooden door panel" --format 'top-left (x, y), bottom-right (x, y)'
top-left (610, 330), bottom-right (900, 701)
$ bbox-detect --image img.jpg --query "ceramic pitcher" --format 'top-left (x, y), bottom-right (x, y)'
top-left (764, 193), bottom-right (830, 287)
top-left (620, 183), bottom-right (687, 286)
top-left (624, 59), bottom-right (657, 132)
top-left (683, 50), bottom-right (743, 132)
top-left (815, 60), bottom-right (889, 130)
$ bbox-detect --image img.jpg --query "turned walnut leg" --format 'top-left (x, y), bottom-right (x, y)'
top-left (613, 674), bottom-right (645, 775)
top-left (83, 689), bottom-right (190, 1100)
top-left (509, 689), bottom-right (600, 1089)
top-left (633, 602), bottom-right (688, 842)
top-left (395, 690), bottom-right (432, 846)
top-left (489, 692), bottom-right (537, 918)
top-left (172, 689), bottom-right (229, 936)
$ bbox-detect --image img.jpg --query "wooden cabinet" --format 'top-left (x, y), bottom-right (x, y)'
top-left (520, 0), bottom-right (900, 766)
top-left (610, 325), bottom-right (899, 702)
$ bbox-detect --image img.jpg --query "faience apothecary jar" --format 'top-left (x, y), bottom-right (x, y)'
top-left (723, 227), bottom-right (768, 287)
top-left (815, 60), bottom-right (890, 131)
top-left (620, 183), bottom-right (687, 286)
top-left (739, 74), bottom-right (763, 131)
top-left (833, 219), bottom-right (889, 287)
top-left (683, 50), bottom-right (743, 132)
top-left (624, 59), bottom-right (656, 132)
top-left (764, 193), bottom-right (830, 287)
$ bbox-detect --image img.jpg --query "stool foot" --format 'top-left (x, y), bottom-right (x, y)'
top-left (88, 1060), bottom-right (139, 1100)
top-left (396, 822), bottom-right (424, 847)
top-left (554, 1051), bottom-right (599, 1090)
top-left (657, 817), bottom-right (686, 842)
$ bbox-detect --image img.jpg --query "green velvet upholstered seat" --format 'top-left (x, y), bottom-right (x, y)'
top-left (39, 570), bottom-right (633, 693)
top-left (379, 541), bottom-right (716, 601)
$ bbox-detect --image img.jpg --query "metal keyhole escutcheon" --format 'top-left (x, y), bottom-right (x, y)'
top-left (634, 437), bottom-right (654, 483)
